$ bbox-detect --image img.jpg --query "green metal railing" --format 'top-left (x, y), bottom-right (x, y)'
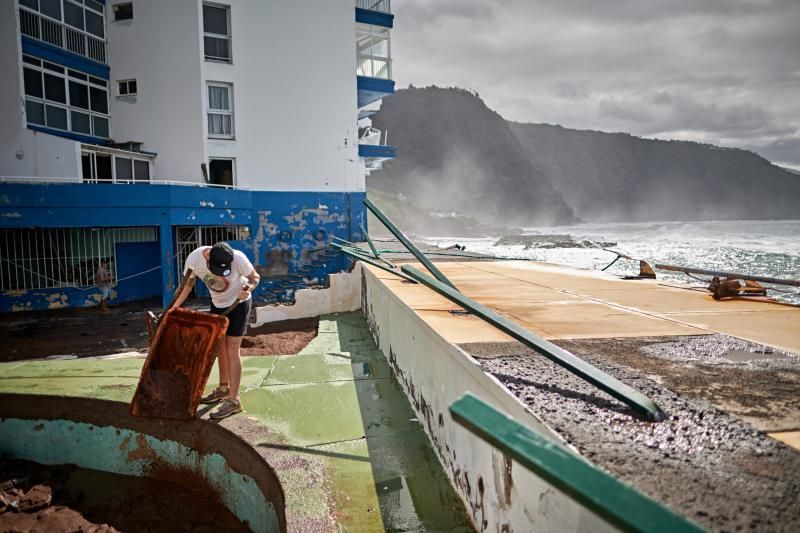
top-left (330, 241), bottom-right (417, 283)
top-left (402, 265), bottom-right (666, 421)
top-left (450, 394), bottom-right (703, 532)
top-left (364, 198), bottom-right (458, 290)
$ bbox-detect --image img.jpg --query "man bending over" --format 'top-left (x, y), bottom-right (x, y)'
top-left (170, 242), bottom-right (260, 419)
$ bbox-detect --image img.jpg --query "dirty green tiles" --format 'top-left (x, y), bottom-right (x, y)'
top-left (355, 378), bottom-right (421, 438)
top-left (0, 357), bottom-right (144, 379)
top-left (366, 430), bottom-right (473, 532)
top-left (204, 355), bottom-right (279, 393)
top-left (312, 438), bottom-right (386, 532)
top-left (265, 353), bottom-right (392, 386)
top-left (0, 376), bottom-right (138, 402)
top-left (241, 381), bottom-right (366, 447)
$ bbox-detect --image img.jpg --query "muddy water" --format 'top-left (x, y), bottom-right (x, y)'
top-left (0, 459), bottom-right (249, 532)
top-left (463, 337), bottom-right (800, 532)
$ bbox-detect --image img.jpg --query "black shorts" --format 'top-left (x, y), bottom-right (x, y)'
top-left (210, 298), bottom-right (252, 337)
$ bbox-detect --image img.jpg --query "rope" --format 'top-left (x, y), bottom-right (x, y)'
top-left (1, 257), bottom-right (163, 292)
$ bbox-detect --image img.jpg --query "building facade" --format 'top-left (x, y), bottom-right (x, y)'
top-left (0, 0), bottom-right (395, 312)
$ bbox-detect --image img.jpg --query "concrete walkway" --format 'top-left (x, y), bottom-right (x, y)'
top-left (0, 312), bottom-right (473, 532)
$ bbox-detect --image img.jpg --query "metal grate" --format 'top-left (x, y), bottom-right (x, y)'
top-left (0, 227), bottom-right (156, 291)
top-left (356, 0), bottom-right (391, 13)
top-left (174, 226), bottom-right (249, 276)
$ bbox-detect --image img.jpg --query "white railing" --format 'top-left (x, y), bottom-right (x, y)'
top-left (0, 176), bottom-right (255, 191)
top-left (359, 127), bottom-right (390, 146)
top-left (19, 8), bottom-right (107, 64)
top-left (356, 0), bottom-right (391, 13)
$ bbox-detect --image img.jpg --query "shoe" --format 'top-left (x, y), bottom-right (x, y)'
top-left (210, 399), bottom-right (243, 419)
top-left (200, 387), bottom-right (228, 404)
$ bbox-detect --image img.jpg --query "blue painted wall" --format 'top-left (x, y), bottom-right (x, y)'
top-left (115, 241), bottom-right (161, 302)
top-left (0, 183), bottom-right (366, 312)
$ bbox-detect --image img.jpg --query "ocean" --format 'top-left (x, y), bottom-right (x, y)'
top-left (422, 219), bottom-right (800, 305)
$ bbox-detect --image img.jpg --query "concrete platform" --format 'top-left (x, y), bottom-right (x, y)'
top-left (0, 312), bottom-right (473, 532)
top-left (370, 260), bottom-right (800, 352)
top-left (361, 260), bottom-right (800, 532)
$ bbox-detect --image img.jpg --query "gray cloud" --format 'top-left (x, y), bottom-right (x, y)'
top-left (392, 0), bottom-right (800, 165)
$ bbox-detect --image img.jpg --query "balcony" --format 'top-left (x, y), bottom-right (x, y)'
top-left (356, 0), bottom-right (391, 13)
top-left (358, 127), bottom-right (395, 173)
top-left (19, 7), bottom-right (107, 65)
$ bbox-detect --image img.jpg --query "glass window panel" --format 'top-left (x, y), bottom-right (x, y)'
top-left (128, 80), bottom-right (137, 94)
top-left (20, 0), bottom-right (38, 10)
top-left (115, 157), bottom-right (133, 181)
top-left (208, 113), bottom-right (222, 135)
top-left (70, 110), bottom-right (90, 134)
top-left (64, 1), bottom-right (85, 29)
top-left (90, 86), bottom-right (108, 113)
top-left (68, 69), bottom-right (88, 80)
top-left (40, 0), bottom-right (61, 19)
top-left (203, 5), bottom-right (228, 35)
top-left (89, 76), bottom-right (107, 87)
top-left (86, 0), bottom-right (104, 13)
top-left (92, 116), bottom-right (109, 137)
top-left (43, 61), bottom-right (64, 73)
top-left (134, 160), bottom-right (150, 181)
top-left (25, 100), bottom-right (45, 125)
top-left (45, 105), bottom-right (67, 129)
top-left (114, 3), bottom-right (133, 21)
top-left (208, 86), bottom-right (229, 110)
top-left (69, 81), bottom-right (89, 109)
top-left (373, 35), bottom-right (389, 58)
top-left (23, 68), bottom-right (43, 98)
top-left (44, 73), bottom-right (66, 103)
top-left (204, 36), bottom-right (230, 60)
top-left (22, 56), bottom-right (42, 66)
top-left (85, 11), bottom-right (104, 38)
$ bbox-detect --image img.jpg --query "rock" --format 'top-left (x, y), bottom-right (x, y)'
top-left (17, 484), bottom-right (52, 512)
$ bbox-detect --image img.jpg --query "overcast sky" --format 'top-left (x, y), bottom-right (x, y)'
top-left (392, 0), bottom-right (800, 170)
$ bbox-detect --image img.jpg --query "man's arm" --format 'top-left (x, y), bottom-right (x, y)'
top-left (239, 269), bottom-right (260, 300)
top-left (166, 269), bottom-right (196, 311)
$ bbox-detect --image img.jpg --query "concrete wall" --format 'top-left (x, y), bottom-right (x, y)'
top-left (361, 267), bottom-right (616, 532)
top-left (107, 0), bottom-right (362, 192)
top-left (106, 0), bottom-right (206, 181)
top-left (255, 263), bottom-right (363, 324)
top-left (0, 182), bottom-right (366, 312)
top-left (0, 1), bottom-right (81, 179)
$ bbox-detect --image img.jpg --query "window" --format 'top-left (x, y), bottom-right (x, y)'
top-left (82, 150), bottom-right (151, 183)
top-left (207, 83), bottom-right (233, 138)
top-left (208, 159), bottom-right (234, 186)
top-left (117, 79), bottom-right (137, 96)
top-left (203, 3), bottom-right (231, 61)
top-left (113, 3), bottom-right (133, 21)
top-left (22, 54), bottom-right (110, 137)
top-left (356, 23), bottom-right (392, 79)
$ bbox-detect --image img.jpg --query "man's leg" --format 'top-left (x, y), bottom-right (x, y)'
top-left (217, 339), bottom-right (230, 390)
top-left (226, 335), bottom-right (244, 399)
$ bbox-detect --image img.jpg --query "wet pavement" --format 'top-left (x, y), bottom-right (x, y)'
top-left (0, 312), bottom-right (473, 532)
top-left (463, 338), bottom-right (800, 532)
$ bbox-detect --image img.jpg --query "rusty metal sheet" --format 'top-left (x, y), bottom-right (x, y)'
top-left (130, 308), bottom-right (228, 420)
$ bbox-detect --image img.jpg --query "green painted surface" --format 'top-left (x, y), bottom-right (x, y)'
top-left (0, 312), bottom-right (474, 532)
top-left (450, 393), bottom-right (703, 533)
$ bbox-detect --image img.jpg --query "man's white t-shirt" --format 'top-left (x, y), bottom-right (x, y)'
top-left (184, 247), bottom-right (255, 308)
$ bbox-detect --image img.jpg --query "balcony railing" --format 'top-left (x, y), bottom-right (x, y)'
top-left (356, 0), bottom-right (391, 13)
top-left (19, 8), bottom-right (107, 64)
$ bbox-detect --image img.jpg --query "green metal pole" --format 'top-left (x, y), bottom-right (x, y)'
top-left (450, 394), bottom-right (702, 532)
top-left (364, 197), bottom-right (458, 290)
top-left (359, 222), bottom-right (380, 258)
top-left (332, 244), bottom-right (418, 283)
top-left (402, 265), bottom-right (666, 421)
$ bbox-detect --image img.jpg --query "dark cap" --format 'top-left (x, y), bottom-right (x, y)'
top-left (208, 242), bottom-right (234, 276)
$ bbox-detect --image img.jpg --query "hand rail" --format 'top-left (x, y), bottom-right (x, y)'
top-left (364, 198), bottom-right (458, 290)
top-left (330, 243), bottom-right (417, 283)
top-left (401, 265), bottom-right (666, 421)
top-left (449, 394), bottom-right (702, 532)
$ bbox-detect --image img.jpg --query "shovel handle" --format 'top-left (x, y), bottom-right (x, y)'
top-left (220, 298), bottom-right (241, 317)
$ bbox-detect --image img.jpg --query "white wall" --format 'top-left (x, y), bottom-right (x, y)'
top-left (0, 1), bottom-right (80, 179)
top-left (203, 0), bottom-right (362, 192)
top-left (106, 0), bottom-right (207, 183)
top-left (107, 0), bottom-right (363, 192)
